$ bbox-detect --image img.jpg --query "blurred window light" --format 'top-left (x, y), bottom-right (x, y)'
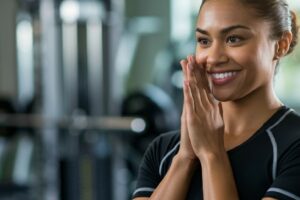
top-left (78, 1), bottom-right (105, 22)
top-left (60, 0), bottom-right (80, 23)
top-left (60, 0), bottom-right (105, 23)
top-left (171, 0), bottom-right (191, 42)
top-left (13, 135), bottom-right (34, 184)
top-left (192, 0), bottom-right (203, 13)
top-left (131, 118), bottom-right (146, 133)
top-left (128, 17), bottom-right (162, 34)
top-left (288, 0), bottom-right (300, 10)
top-left (171, 0), bottom-right (202, 42)
top-left (171, 70), bottom-right (184, 89)
top-left (16, 18), bottom-right (34, 106)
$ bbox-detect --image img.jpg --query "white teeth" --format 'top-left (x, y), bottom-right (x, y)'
top-left (212, 71), bottom-right (237, 79)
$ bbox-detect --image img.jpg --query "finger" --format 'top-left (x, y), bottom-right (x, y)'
top-left (182, 59), bottom-right (193, 115)
top-left (184, 80), bottom-right (195, 115)
top-left (187, 56), bottom-right (198, 84)
top-left (189, 80), bottom-right (203, 112)
top-left (218, 102), bottom-right (224, 119)
top-left (181, 104), bottom-right (187, 135)
top-left (202, 87), bottom-right (220, 111)
top-left (197, 88), bottom-right (210, 110)
top-left (181, 79), bottom-right (188, 128)
top-left (188, 56), bottom-right (202, 83)
top-left (182, 80), bottom-right (187, 118)
top-left (189, 55), bottom-right (210, 92)
top-left (190, 56), bottom-right (211, 102)
top-left (188, 56), bottom-right (211, 110)
top-left (182, 102), bottom-right (189, 131)
top-left (180, 59), bottom-right (188, 81)
top-left (187, 59), bottom-right (203, 112)
top-left (189, 56), bottom-right (204, 88)
top-left (194, 67), bottom-right (210, 107)
top-left (198, 64), bottom-right (210, 92)
top-left (197, 66), bottom-right (217, 105)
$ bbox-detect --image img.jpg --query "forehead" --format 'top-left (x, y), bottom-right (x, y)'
top-left (197, 0), bottom-right (264, 30)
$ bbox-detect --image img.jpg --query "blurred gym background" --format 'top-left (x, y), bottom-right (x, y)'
top-left (0, 0), bottom-right (299, 200)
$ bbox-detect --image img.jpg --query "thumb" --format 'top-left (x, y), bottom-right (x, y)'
top-left (218, 102), bottom-right (223, 120)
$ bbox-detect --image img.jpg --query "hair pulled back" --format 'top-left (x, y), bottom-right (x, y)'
top-left (200, 0), bottom-right (299, 55)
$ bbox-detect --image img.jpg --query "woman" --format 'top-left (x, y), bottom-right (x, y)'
top-left (133, 0), bottom-right (300, 199)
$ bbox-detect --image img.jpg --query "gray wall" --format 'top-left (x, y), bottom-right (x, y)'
top-left (125, 0), bottom-right (171, 92)
top-left (0, 0), bottom-right (17, 99)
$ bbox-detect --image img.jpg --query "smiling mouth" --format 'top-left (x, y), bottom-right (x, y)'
top-left (209, 71), bottom-right (239, 86)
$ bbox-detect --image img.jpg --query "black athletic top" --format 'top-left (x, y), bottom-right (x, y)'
top-left (133, 106), bottom-right (300, 200)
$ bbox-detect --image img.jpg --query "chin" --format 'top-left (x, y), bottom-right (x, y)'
top-left (213, 96), bottom-right (231, 102)
top-left (212, 91), bottom-right (233, 102)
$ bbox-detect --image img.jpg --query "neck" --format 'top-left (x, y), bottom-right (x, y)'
top-left (221, 85), bottom-right (282, 136)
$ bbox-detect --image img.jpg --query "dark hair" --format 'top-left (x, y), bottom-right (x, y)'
top-left (200, 0), bottom-right (299, 55)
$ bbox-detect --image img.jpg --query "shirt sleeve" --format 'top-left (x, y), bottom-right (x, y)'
top-left (132, 136), bottom-right (163, 198)
top-left (264, 142), bottom-right (300, 200)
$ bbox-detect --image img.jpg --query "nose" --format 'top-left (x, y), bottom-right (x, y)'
top-left (206, 42), bottom-right (229, 68)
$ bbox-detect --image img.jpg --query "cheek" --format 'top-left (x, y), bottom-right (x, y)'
top-left (250, 46), bottom-right (275, 78)
top-left (229, 50), bottom-right (251, 65)
top-left (233, 47), bottom-right (275, 87)
top-left (195, 48), bottom-right (207, 65)
top-left (229, 45), bottom-right (268, 72)
top-left (233, 50), bottom-right (268, 77)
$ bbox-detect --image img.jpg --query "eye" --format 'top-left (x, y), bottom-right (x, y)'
top-left (197, 38), bottom-right (211, 47)
top-left (226, 35), bottom-right (243, 44)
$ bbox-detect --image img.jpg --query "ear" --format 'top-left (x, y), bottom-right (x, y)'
top-left (274, 31), bottom-right (293, 60)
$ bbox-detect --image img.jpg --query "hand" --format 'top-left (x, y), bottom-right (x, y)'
top-left (177, 59), bottom-right (197, 161)
top-left (184, 55), bottom-right (225, 160)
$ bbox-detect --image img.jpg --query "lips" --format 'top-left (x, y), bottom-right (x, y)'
top-left (209, 71), bottom-right (239, 86)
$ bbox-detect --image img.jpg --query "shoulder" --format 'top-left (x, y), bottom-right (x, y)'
top-left (151, 130), bottom-right (180, 149)
top-left (271, 108), bottom-right (300, 145)
top-left (143, 130), bottom-right (180, 176)
top-left (132, 131), bottom-right (180, 198)
top-left (268, 107), bottom-right (300, 165)
top-left (145, 130), bottom-right (180, 161)
top-left (265, 109), bottom-right (300, 199)
top-left (276, 108), bottom-right (300, 129)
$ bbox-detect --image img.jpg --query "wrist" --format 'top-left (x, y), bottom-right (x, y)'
top-left (173, 154), bottom-right (198, 170)
top-left (197, 148), bottom-right (228, 165)
top-left (177, 148), bottom-right (198, 162)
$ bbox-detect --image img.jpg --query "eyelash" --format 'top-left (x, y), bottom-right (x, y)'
top-left (226, 35), bottom-right (244, 44)
top-left (197, 38), bottom-right (211, 46)
top-left (197, 35), bottom-right (245, 47)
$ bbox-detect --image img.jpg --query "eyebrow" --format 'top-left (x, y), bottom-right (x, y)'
top-left (196, 25), bottom-right (251, 35)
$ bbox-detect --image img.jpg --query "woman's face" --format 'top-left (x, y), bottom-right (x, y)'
top-left (195, 0), bottom-right (278, 102)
